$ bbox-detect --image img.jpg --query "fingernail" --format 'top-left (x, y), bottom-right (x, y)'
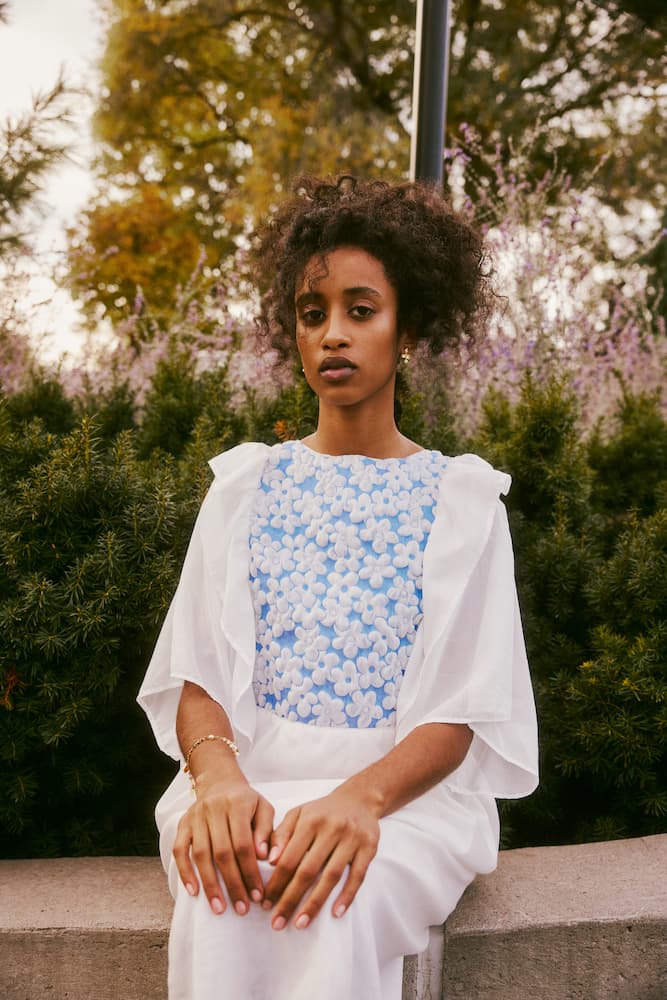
top-left (250, 889), bottom-right (262, 903)
top-left (262, 900), bottom-right (272, 911)
top-left (185, 883), bottom-right (196, 897)
top-left (268, 846), bottom-right (280, 864)
top-left (211, 897), bottom-right (224, 914)
top-left (258, 841), bottom-right (268, 858)
top-left (235, 900), bottom-right (248, 915)
top-left (295, 913), bottom-right (310, 929)
top-left (272, 915), bottom-right (286, 931)
top-left (334, 903), bottom-right (346, 918)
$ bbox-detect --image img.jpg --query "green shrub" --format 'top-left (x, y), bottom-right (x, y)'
top-left (137, 355), bottom-right (207, 458)
top-left (588, 391), bottom-right (667, 532)
top-left (81, 382), bottom-right (137, 441)
top-left (1, 369), bottom-right (666, 855)
top-left (0, 415), bottom-right (187, 855)
top-left (471, 377), bottom-right (599, 675)
top-left (3, 377), bottom-right (77, 436)
top-left (460, 377), bottom-right (666, 846)
top-left (548, 620), bottom-right (667, 842)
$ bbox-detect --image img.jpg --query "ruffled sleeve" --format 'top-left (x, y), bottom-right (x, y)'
top-left (137, 442), bottom-right (270, 759)
top-left (395, 454), bottom-right (539, 799)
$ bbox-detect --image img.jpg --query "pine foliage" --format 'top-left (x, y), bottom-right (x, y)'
top-left (1, 367), bottom-right (666, 854)
top-left (469, 379), bottom-right (667, 845)
top-left (0, 411), bottom-right (185, 854)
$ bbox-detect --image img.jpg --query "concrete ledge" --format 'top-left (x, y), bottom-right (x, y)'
top-left (438, 835), bottom-right (667, 1000)
top-left (0, 857), bottom-right (172, 999)
top-left (1, 836), bottom-right (666, 1000)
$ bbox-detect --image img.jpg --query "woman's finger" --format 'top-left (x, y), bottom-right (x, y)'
top-left (267, 806), bottom-right (300, 866)
top-left (264, 830), bottom-right (338, 927)
top-left (189, 820), bottom-right (229, 915)
top-left (328, 843), bottom-right (377, 920)
top-left (228, 805), bottom-right (266, 904)
top-left (206, 817), bottom-right (252, 915)
top-left (172, 816), bottom-right (200, 898)
top-left (286, 840), bottom-right (377, 929)
top-left (262, 821), bottom-right (319, 916)
top-left (283, 842), bottom-right (350, 928)
top-left (252, 795), bottom-right (275, 861)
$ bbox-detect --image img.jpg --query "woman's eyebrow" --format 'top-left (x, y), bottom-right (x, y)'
top-left (296, 286), bottom-right (382, 308)
top-left (343, 286), bottom-right (382, 299)
top-left (295, 290), bottom-right (324, 309)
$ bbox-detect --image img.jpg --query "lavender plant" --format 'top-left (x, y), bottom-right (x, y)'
top-left (411, 134), bottom-right (667, 441)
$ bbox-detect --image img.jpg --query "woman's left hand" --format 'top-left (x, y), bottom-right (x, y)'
top-left (261, 782), bottom-right (382, 930)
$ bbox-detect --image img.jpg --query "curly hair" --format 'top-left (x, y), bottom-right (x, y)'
top-left (252, 174), bottom-right (494, 362)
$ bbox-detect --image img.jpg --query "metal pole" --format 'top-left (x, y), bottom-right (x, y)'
top-left (409, 0), bottom-right (452, 184)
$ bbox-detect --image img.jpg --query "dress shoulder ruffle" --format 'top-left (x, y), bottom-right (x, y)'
top-left (138, 446), bottom-right (538, 800)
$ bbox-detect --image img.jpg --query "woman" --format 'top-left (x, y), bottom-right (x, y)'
top-left (138, 176), bottom-right (538, 999)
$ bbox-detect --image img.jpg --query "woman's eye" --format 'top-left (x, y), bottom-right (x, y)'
top-left (300, 309), bottom-right (325, 326)
top-left (350, 305), bottom-right (374, 319)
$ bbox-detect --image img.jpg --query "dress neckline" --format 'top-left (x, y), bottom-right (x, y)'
top-left (292, 439), bottom-right (431, 465)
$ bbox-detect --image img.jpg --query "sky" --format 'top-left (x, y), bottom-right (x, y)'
top-left (0, 0), bottom-right (104, 360)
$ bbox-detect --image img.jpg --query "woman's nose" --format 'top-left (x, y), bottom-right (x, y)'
top-left (321, 309), bottom-right (350, 347)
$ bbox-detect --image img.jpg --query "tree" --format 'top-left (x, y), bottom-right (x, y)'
top-left (67, 182), bottom-right (203, 326)
top-left (447, 1), bottom-right (666, 215)
top-left (67, 0), bottom-right (414, 324)
top-left (1, 1), bottom-right (76, 252)
top-left (0, 4), bottom-right (79, 388)
top-left (68, 0), bottom-right (666, 328)
top-left (0, 75), bottom-right (72, 256)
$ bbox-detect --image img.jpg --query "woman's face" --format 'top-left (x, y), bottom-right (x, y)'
top-left (294, 246), bottom-right (406, 411)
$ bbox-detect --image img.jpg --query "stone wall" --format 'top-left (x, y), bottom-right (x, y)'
top-left (1, 835), bottom-right (666, 1000)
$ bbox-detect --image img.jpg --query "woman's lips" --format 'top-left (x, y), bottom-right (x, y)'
top-left (319, 358), bottom-right (357, 380)
top-left (320, 366), bottom-right (356, 381)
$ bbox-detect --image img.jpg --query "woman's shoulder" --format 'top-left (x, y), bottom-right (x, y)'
top-left (441, 453), bottom-right (512, 499)
top-left (207, 441), bottom-right (275, 480)
top-left (194, 442), bottom-right (278, 538)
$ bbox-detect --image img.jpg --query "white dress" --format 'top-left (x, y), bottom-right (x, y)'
top-left (138, 442), bottom-right (538, 1000)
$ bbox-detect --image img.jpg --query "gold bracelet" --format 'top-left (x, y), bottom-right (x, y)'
top-left (184, 734), bottom-right (239, 777)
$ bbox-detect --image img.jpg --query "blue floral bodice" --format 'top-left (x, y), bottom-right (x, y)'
top-left (248, 441), bottom-right (447, 728)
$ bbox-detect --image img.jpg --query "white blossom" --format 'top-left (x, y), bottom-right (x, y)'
top-left (248, 442), bottom-right (448, 728)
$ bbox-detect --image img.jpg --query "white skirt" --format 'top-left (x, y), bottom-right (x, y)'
top-left (156, 710), bottom-right (500, 1000)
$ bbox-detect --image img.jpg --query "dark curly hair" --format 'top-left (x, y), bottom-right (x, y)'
top-left (252, 174), bottom-right (494, 362)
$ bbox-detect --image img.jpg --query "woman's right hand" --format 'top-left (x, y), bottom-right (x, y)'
top-left (172, 768), bottom-right (275, 916)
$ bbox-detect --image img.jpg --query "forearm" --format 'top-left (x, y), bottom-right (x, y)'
top-left (341, 722), bottom-right (473, 818)
top-left (176, 680), bottom-right (244, 791)
top-left (173, 682), bottom-right (275, 912)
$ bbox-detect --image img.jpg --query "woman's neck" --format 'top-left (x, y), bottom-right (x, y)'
top-left (303, 407), bottom-right (422, 459)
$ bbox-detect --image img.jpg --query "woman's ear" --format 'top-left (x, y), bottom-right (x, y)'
top-left (401, 321), bottom-right (417, 346)
top-left (398, 328), bottom-right (417, 357)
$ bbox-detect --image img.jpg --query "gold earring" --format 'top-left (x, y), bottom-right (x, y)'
top-left (400, 346), bottom-right (410, 365)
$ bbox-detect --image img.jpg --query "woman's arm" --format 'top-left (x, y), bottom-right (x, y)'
top-left (172, 681), bottom-right (275, 916)
top-left (262, 721), bottom-right (472, 930)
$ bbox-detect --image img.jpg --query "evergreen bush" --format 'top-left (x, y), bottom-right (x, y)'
top-left (588, 391), bottom-right (667, 526)
top-left (0, 413), bottom-right (187, 855)
top-left (1, 363), bottom-right (666, 855)
top-left (3, 377), bottom-right (77, 436)
top-left (468, 378), bottom-right (667, 846)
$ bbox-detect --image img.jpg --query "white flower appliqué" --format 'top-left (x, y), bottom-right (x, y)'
top-left (249, 442), bottom-right (447, 728)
